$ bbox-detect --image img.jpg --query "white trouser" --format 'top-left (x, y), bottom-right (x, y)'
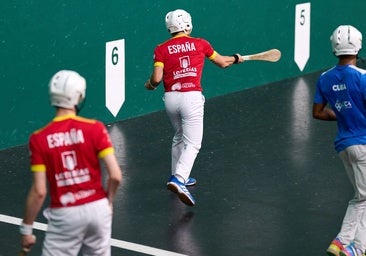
top-left (338, 144), bottom-right (366, 251)
top-left (164, 91), bottom-right (205, 182)
top-left (42, 198), bottom-right (112, 256)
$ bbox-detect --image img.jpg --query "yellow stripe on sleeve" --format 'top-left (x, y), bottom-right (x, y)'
top-left (31, 164), bottom-right (46, 172)
top-left (208, 51), bottom-right (218, 60)
top-left (154, 62), bottom-right (164, 67)
top-left (98, 147), bottom-right (115, 158)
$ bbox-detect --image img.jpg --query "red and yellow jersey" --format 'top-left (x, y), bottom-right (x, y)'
top-left (29, 114), bottom-right (114, 208)
top-left (153, 34), bottom-right (217, 92)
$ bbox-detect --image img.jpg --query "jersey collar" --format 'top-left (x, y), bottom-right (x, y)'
top-left (53, 114), bottom-right (77, 122)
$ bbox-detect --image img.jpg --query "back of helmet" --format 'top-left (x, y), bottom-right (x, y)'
top-left (165, 9), bottom-right (193, 34)
top-left (49, 70), bottom-right (86, 110)
top-left (330, 25), bottom-right (362, 56)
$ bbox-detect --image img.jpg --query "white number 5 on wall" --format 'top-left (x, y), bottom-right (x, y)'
top-left (294, 3), bottom-right (311, 72)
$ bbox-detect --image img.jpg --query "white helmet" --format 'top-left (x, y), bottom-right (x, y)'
top-left (165, 9), bottom-right (193, 34)
top-left (49, 70), bottom-right (86, 109)
top-left (330, 25), bottom-right (362, 56)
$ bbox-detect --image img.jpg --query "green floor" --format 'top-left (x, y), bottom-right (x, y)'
top-left (0, 70), bottom-right (354, 255)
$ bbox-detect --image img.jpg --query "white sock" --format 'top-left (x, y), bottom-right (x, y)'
top-left (175, 174), bottom-right (185, 183)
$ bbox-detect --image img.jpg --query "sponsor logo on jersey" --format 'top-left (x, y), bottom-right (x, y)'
top-left (55, 168), bottom-right (91, 187)
top-left (172, 56), bottom-right (198, 81)
top-left (59, 189), bottom-right (96, 206)
top-left (335, 100), bottom-right (352, 111)
top-left (55, 150), bottom-right (91, 187)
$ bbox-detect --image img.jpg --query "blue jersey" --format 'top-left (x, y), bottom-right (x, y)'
top-left (314, 64), bottom-right (366, 152)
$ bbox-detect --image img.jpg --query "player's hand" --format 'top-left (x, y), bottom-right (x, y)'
top-left (20, 234), bottom-right (36, 253)
top-left (144, 79), bottom-right (157, 90)
top-left (109, 201), bottom-right (114, 214)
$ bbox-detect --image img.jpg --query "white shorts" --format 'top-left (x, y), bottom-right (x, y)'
top-left (42, 198), bottom-right (112, 256)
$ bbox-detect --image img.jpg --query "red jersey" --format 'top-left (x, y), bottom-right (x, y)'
top-left (153, 34), bottom-right (217, 92)
top-left (29, 114), bottom-right (114, 208)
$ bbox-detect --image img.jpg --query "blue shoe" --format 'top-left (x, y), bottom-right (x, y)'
top-left (185, 177), bottom-right (197, 186)
top-left (340, 243), bottom-right (365, 256)
top-left (167, 175), bottom-right (197, 186)
top-left (167, 175), bottom-right (195, 206)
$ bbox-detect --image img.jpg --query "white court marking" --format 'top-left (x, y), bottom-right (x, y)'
top-left (1, 213), bottom-right (187, 256)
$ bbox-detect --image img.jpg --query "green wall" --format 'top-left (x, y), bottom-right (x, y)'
top-left (1, 0), bottom-right (365, 149)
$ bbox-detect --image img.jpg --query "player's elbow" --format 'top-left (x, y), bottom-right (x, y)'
top-left (109, 166), bottom-right (122, 184)
top-left (150, 76), bottom-right (161, 85)
top-left (36, 187), bottom-right (47, 198)
top-left (312, 103), bottom-right (324, 120)
top-left (31, 185), bottom-right (47, 200)
top-left (111, 170), bottom-right (122, 184)
top-left (312, 111), bottom-right (320, 119)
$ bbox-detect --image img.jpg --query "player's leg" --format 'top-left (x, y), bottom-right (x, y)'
top-left (42, 207), bottom-right (84, 255)
top-left (164, 92), bottom-right (202, 205)
top-left (343, 145), bottom-right (366, 253)
top-left (164, 92), bottom-right (185, 177)
top-left (336, 147), bottom-right (358, 244)
top-left (81, 198), bottom-right (112, 256)
top-left (172, 128), bottom-right (184, 175)
top-left (334, 145), bottom-right (366, 255)
top-left (174, 91), bottom-right (204, 182)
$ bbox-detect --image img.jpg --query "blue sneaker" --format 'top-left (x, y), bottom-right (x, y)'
top-left (167, 175), bottom-right (195, 206)
top-left (167, 175), bottom-right (197, 186)
top-left (185, 177), bottom-right (197, 186)
top-left (340, 243), bottom-right (365, 256)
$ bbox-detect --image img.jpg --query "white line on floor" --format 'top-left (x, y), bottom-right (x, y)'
top-left (0, 213), bottom-right (187, 256)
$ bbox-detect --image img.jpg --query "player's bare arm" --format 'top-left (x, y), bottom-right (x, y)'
top-left (23, 172), bottom-right (47, 225)
top-left (312, 103), bottom-right (337, 121)
top-left (21, 171), bottom-right (47, 250)
top-left (211, 53), bottom-right (244, 68)
top-left (103, 153), bottom-right (122, 205)
top-left (145, 66), bottom-right (163, 90)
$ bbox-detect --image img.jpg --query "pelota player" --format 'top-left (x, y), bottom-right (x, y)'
top-left (313, 25), bottom-right (366, 256)
top-left (20, 70), bottom-right (122, 255)
top-left (145, 9), bottom-right (244, 206)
